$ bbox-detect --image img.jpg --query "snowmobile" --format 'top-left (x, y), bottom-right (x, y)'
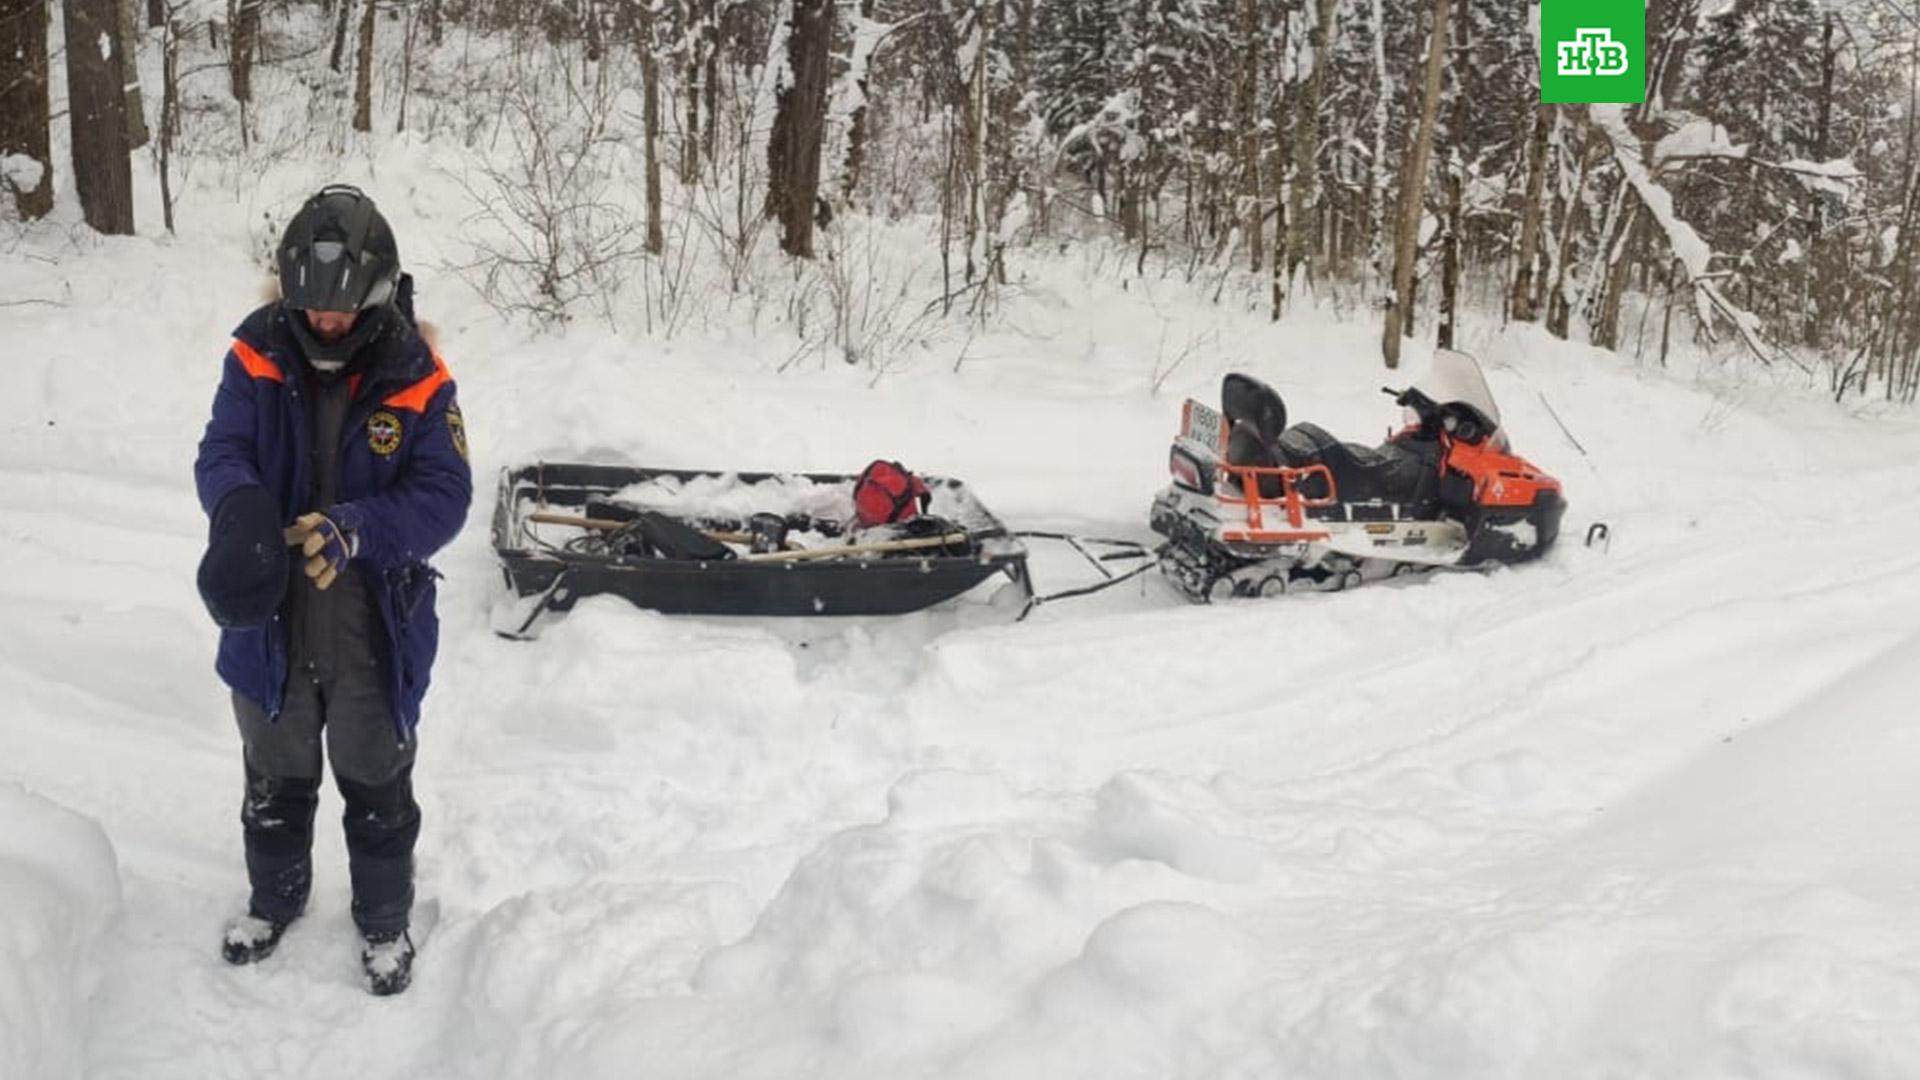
top-left (1149, 349), bottom-right (1566, 602)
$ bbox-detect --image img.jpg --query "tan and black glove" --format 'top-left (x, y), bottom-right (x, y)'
top-left (284, 512), bottom-right (358, 591)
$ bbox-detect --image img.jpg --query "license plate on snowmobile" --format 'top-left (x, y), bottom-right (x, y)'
top-left (1180, 399), bottom-right (1227, 455)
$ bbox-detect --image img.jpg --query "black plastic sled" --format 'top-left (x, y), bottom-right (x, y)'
top-left (492, 462), bottom-right (1032, 620)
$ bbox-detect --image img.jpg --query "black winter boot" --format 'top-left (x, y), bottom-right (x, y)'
top-left (361, 928), bottom-right (416, 996)
top-left (222, 911), bottom-right (296, 965)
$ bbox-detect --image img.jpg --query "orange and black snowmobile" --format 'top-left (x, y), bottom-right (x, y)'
top-left (1150, 349), bottom-right (1566, 602)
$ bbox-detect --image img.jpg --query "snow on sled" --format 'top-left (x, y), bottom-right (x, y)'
top-left (491, 461), bottom-right (1031, 622)
top-left (1149, 349), bottom-right (1567, 602)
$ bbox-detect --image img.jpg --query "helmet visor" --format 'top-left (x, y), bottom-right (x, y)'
top-left (283, 242), bottom-right (389, 312)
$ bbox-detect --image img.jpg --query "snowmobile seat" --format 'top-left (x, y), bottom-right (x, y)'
top-left (1225, 419), bottom-right (1285, 499)
top-left (1276, 422), bottom-right (1429, 504)
top-left (1221, 373), bottom-right (1288, 446)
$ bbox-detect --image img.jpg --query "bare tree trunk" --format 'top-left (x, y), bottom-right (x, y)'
top-left (638, 0), bottom-right (663, 253)
top-left (330, 0), bottom-right (353, 73)
top-left (1437, 0), bottom-right (1468, 349)
top-left (1591, 208), bottom-right (1641, 350)
top-left (1270, 7), bottom-right (1290, 321)
top-left (1366, 0), bottom-right (1392, 282)
top-left (228, 0), bottom-right (259, 99)
top-left (396, 0), bottom-right (420, 132)
top-left (1642, 0), bottom-right (1698, 121)
top-left (352, 0), bottom-right (376, 132)
top-left (583, 0), bottom-right (604, 62)
top-left (119, 0), bottom-right (149, 149)
top-left (1382, 0), bottom-right (1451, 368)
top-left (1123, 0), bottom-right (1156, 254)
top-left (1438, 157), bottom-right (1462, 349)
top-left (962, 0), bottom-right (994, 281)
top-left (703, 28), bottom-right (718, 166)
top-left (840, 0), bottom-right (878, 198)
top-left (1805, 11), bottom-right (1836, 348)
top-left (940, 104), bottom-right (955, 311)
top-left (1288, 0), bottom-right (1337, 283)
top-left (1887, 46), bottom-right (1920, 391)
top-left (765, 0), bottom-right (833, 258)
top-left (683, 0), bottom-right (706, 181)
top-left (1510, 103), bottom-right (1552, 322)
top-left (1001, 0), bottom-right (1034, 245)
top-left (1327, 170), bottom-right (1344, 270)
top-left (147, 0), bottom-right (163, 27)
top-left (159, 7), bottom-right (180, 232)
top-left (1237, 0), bottom-right (1262, 273)
top-left (63, 0), bottom-right (135, 233)
top-left (1658, 260), bottom-right (1678, 366)
top-left (1545, 121), bottom-right (1593, 339)
top-left (0, 0), bottom-right (55, 220)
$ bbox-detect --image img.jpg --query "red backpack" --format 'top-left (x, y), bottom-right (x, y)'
top-left (854, 459), bottom-right (931, 526)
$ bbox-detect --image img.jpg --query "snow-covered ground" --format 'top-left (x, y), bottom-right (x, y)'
top-left (6, 151), bottom-right (1920, 1079)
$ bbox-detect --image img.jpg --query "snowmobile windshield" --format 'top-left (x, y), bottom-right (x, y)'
top-left (1408, 349), bottom-right (1506, 447)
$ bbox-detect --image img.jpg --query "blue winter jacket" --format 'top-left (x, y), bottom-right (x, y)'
top-left (194, 304), bottom-right (472, 737)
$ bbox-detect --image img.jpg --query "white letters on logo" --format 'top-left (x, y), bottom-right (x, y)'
top-left (1556, 28), bottom-right (1630, 77)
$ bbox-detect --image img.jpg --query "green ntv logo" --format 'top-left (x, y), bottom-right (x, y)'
top-left (1541, 0), bottom-right (1645, 104)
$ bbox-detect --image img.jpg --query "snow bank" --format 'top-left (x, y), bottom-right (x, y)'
top-left (0, 784), bottom-right (121, 1080)
top-left (508, 768), bottom-right (1274, 1077)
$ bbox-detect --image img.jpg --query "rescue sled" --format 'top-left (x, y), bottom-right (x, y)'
top-left (491, 462), bottom-right (1032, 621)
top-left (1149, 349), bottom-right (1567, 602)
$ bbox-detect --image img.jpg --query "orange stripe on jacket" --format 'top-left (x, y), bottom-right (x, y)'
top-left (383, 355), bottom-right (453, 413)
top-left (231, 339), bottom-right (284, 383)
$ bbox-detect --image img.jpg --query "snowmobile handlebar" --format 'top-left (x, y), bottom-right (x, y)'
top-left (1383, 386), bottom-right (1496, 445)
top-left (1385, 384), bottom-right (1441, 419)
top-left (1386, 386), bottom-right (1445, 439)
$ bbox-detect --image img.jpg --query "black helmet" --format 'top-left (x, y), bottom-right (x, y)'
top-left (278, 184), bottom-right (401, 367)
top-left (279, 184), bottom-right (399, 311)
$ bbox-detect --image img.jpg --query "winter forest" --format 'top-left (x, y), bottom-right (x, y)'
top-left (4, 0), bottom-right (1919, 395)
top-left (8, 0), bottom-right (1920, 1077)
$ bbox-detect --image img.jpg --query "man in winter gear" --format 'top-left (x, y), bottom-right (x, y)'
top-left (194, 184), bottom-right (471, 996)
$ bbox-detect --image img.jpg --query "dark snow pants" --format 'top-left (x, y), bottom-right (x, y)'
top-left (233, 664), bottom-right (418, 936)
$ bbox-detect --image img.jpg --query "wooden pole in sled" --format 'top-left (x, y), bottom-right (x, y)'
top-left (738, 533), bottom-right (971, 562)
top-left (528, 511), bottom-right (757, 545)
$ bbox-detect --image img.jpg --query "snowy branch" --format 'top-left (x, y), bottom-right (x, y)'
top-left (1592, 104), bottom-right (1807, 372)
